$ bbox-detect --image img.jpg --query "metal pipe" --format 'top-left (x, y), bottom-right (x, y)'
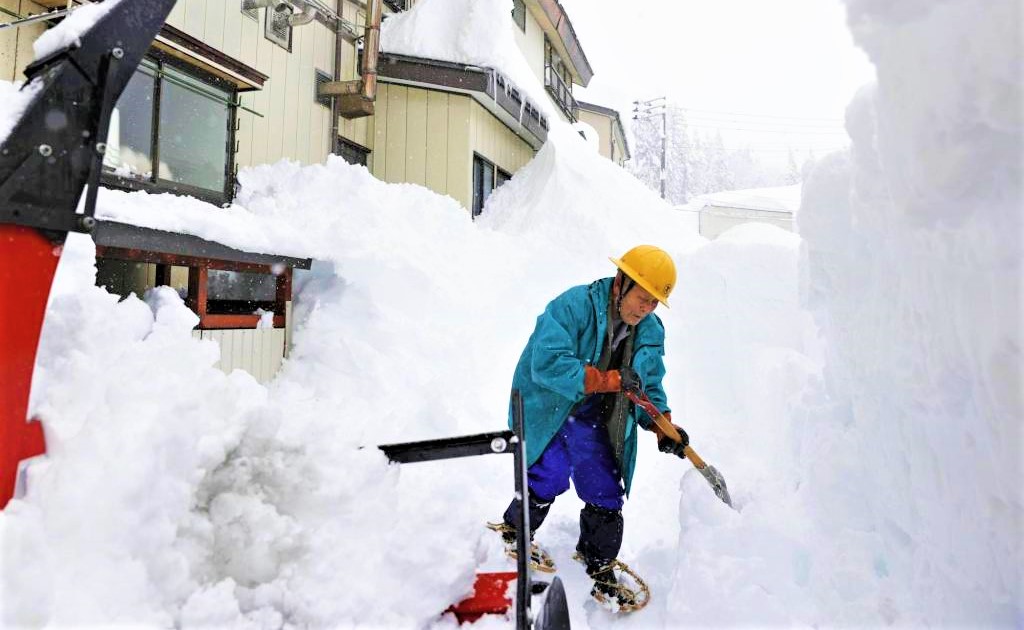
top-left (0, 8), bottom-right (69, 32)
top-left (288, 2), bottom-right (317, 26)
top-left (360, 0), bottom-right (382, 102)
top-left (330, 0), bottom-right (342, 151)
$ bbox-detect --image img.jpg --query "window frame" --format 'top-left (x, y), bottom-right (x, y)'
top-left (100, 50), bottom-right (238, 206)
top-left (512, 0), bottom-right (526, 31)
top-left (472, 153), bottom-right (512, 218)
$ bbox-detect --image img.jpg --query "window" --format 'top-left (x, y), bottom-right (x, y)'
top-left (512, 0), bottom-right (526, 31)
top-left (336, 137), bottom-right (370, 166)
top-left (472, 154), bottom-right (511, 218)
top-left (207, 269), bottom-right (278, 315)
top-left (315, 69), bottom-right (332, 108)
top-left (103, 55), bottom-right (235, 203)
top-left (544, 37), bottom-right (577, 121)
top-left (383, 0), bottom-right (409, 11)
top-left (265, 3), bottom-right (293, 50)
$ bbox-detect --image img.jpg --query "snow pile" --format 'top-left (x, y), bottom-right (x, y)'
top-left (380, 0), bottom-right (556, 118)
top-left (790, 0), bottom-right (1022, 624)
top-left (96, 188), bottom-right (310, 259)
top-left (478, 125), bottom-right (705, 264)
top-left (1, 0), bottom-right (1020, 627)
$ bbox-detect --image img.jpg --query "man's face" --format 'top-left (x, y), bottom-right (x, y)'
top-left (618, 284), bottom-right (659, 326)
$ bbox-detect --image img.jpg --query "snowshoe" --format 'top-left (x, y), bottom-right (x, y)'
top-left (573, 552), bottom-right (650, 613)
top-left (486, 522), bottom-right (557, 573)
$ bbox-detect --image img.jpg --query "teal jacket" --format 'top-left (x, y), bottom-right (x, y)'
top-left (508, 277), bottom-right (670, 496)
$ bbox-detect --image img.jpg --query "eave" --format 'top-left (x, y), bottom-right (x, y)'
top-left (527, 0), bottom-right (594, 87)
top-left (377, 53), bottom-right (549, 150)
top-left (92, 220), bottom-right (313, 270)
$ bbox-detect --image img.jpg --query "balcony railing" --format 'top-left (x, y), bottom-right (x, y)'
top-left (544, 64), bottom-right (578, 122)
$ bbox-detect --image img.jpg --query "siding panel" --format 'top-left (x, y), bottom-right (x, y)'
top-left (405, 87), bottom-right (428, 186)
top-left (446, 95), bottom-right (471, 209)
top-left (425, 91), bottom-right (448, 195)
top-left (384, 84), bottom-right (407, 183)
top-left (204, 0), bottom-right (226, 51)
top-left (371, 84), bottom-right (388, 179)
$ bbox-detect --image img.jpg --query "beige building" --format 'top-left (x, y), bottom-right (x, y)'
top-left (1, 0), bottom-right (608, 382)
top-left (690, 185), bottom-right (801, 239)
top-left (577, 100), bottom-right (630, 166)
top-left (356, 0), bottom-right (595, 215)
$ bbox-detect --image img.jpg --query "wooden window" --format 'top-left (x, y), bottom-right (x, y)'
top-left (336, 137), bottom-right (370, 167)
top-left (265, 4), bottom-right (293, 51)
top-left (94, 251), bottom-right (293, 330)
top-left (512, 0), bottom-right (526, 31)
top-left (102, 54), bottom-right (236, 205)
top-left (472, 154), bottom-right (512, 218)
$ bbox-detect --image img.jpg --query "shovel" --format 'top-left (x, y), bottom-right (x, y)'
top-left (625, 389), bottom-right (734, 508)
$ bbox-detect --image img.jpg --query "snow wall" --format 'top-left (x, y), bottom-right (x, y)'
top-left (795, 0), bottom-right (1022, 624)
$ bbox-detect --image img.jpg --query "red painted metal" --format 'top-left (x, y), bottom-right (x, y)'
top-left (0, 225), bottom-right (58, 508)
top-left (447, 571), bottom-right (518, 624)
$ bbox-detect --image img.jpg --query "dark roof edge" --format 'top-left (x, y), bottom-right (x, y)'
top-left (377, 52), bottom-right (549, 148)
top-left (576, 100), bottom-right (631, 159)
top-left (93, 220), bottom-right (313, 269)
top-left (576, 100), bottom-right (620, 118)
top-left (536, 0), bottom-right (594, 86)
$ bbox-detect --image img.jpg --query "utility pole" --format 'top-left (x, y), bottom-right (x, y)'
top-left (633, 97), bottom-right (668, 199)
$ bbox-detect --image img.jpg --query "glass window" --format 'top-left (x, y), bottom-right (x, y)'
top-left (104, 56), bottom-right (235, 200)
top-left (473, 154), bottom-right (503, 218)
top-left (104, 60), bottom-right (155, 178)
top-left (158, 65), bottom-right (231, 193)
top-left (207, 269), bottom-right (277, 314)
top-left (512, 0), bottom-right (526, 31)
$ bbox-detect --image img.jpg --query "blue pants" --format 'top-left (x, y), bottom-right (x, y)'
top-left (528, 407), bottom-right (625, 511)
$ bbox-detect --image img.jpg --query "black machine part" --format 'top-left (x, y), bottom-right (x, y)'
top-left (0, 0), bottom-right (178, 238)
top-left (378, 390), bottom-right (571, 630)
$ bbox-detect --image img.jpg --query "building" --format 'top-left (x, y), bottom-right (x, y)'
top-left (576, 100), bottom-right (630, 166)
top-left (688, 185), bottom-right (801, 239)
top-left (0, 0), bottom-right (603, 381)
top-left (348, 0), bottom-right (595, 216)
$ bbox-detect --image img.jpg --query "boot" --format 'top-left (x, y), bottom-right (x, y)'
top-left (587, 561), bottom-right (640, 610)
top-left (485, 521), bottom-right (557, 573)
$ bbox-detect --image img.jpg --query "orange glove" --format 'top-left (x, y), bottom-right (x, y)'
top-left (583, 365), bottom-right (621, 394)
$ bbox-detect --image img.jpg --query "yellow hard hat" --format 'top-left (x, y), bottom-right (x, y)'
top-left (609, 245), bottom-right (676, 307)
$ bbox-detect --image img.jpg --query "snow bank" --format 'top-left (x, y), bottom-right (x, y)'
top-left (479, 125), bottom-right (705, 266)
top-left (792, 0), bottom-right (1023, 624)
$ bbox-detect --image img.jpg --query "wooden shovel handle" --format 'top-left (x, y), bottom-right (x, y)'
top-left (625, 389), bottom-right (707, 469)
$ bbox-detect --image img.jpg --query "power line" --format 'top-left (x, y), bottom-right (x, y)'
top-left (675, 106), bottom-right (844, 123)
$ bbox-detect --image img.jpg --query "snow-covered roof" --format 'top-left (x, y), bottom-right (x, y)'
top-left (694, 184), bottom-right (802, 214)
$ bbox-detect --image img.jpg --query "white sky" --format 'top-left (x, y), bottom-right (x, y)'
top-left (560, 0), bottom-right (877, 161)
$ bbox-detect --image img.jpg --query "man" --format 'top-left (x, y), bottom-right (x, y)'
top-left (491, 244), bottom-right (689, 611)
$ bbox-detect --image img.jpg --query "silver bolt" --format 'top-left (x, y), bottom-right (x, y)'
top-left (38, 144), bottom-right (52, 157)
top-left (111, 47), bottom-right (124, 59)
top-left (79, 216), bottom-right (96, 231)
top-left (490, 437), bottom-right (508, 453)
top-left (95, 142), bottom-right (106, 155)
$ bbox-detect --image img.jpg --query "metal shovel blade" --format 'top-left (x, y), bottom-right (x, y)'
top-left (698, 463), bottom-right (733, 508)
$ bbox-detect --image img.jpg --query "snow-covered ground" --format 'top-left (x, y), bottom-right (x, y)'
top-left (1, 0), bottom-right (1021, 627)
